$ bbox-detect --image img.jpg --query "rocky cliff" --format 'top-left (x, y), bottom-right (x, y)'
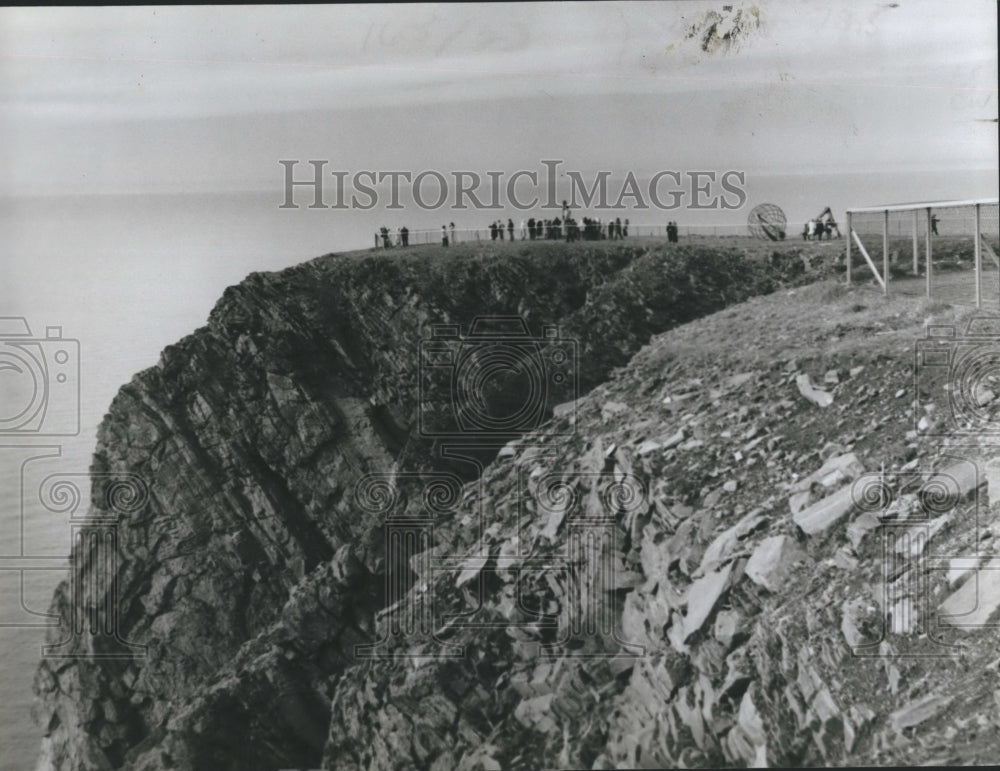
top-left (33, 239), bottom-right (999, 769)
top-left (32, 240), bottom-right (790, 770)
top-left (323, 279), bottom-right (1000, 769)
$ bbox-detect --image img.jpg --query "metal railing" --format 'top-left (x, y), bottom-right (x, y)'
top-left (372, 222), bottom-right (756, 248)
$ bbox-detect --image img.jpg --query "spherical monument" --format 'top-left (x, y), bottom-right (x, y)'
top-left (748, 203), bottom-right (787, 241)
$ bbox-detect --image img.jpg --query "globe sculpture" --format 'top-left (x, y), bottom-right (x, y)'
top-left (748, 203), bottom-right (787, 241)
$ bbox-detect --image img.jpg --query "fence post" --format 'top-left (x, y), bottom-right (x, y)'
top-left (845, 211), bottom-right (852, 285)
top-left (925, 207), bottom-right (933, 298)
top-left (975, 203), bottom-right (982, 309)
top-left (912, 210), bottom-right (919, 275)
top-left (883, 209), bottom-right (890, 297)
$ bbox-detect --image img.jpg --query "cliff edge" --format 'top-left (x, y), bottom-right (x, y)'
top-left (34, 240), bottom-right (798, 769)
top-left (33, 239), bottom-right (999, 769)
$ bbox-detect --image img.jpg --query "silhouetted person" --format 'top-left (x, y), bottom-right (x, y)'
top-left (380, 226), bottom-right (391, 248)
top-left (401, 226), bottom-right (409, 247)
top-left (615, 217), bottom-right (622, 239)
top-left (623, 218), bottom-right (629, 237)
top-left (442, 225), bottom-right (449, 246)
top-left (498, 220), bottom-right (504, 240)
top-left (449, 222), bottom-right (456, 245)
top-left (528, 217), bottom-right (536, 239)
top-left (931, 214), bottom-right (939, 235)
top-left (507, 218), bottom-right (514, 241)
top-left (490, 221), bottom-right (498, 241)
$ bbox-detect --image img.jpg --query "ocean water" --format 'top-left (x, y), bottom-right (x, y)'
top-left (1, 171), bottom-right (995, 768)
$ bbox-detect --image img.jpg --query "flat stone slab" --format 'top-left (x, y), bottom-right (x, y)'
top-left (683, 562), bottom-right (734, 643)
top-left (699, 511), bottom-right (768, 574)
top-left (792, 453), bottom-right (865, 494)
top-left (889, 694), bottom-right (951, 732)
top-left (794, 485), bottom-right (856, 535)
top-left (938, 557), bottom-right (1000, 628)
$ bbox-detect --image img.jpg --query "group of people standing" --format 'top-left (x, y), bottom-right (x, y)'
top-left (599, 217), bottom-right (629, 240)
top-left (378, 223), bottom-right (458, 247)
top-left (492, 212), bottom-right (631, 243)
top-left (489, 219), bottom-right (516, 241)
top-left (379, 225), bottom-right (409, 248)
top-left (378, 212), bottom-right (682, 248)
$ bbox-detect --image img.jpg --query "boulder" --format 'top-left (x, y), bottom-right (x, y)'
top-left (796, 374), bottom-right (834, 408)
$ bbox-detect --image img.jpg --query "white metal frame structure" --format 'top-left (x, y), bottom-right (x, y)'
top-left (845, 198), bottom-right (1000, 306)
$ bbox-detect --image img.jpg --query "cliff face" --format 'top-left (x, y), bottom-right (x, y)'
top-left (33, 241), bottom-right (798, 770)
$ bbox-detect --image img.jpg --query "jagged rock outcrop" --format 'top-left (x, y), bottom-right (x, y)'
top-left (321, 280), bottom-right (1000, 769)
top-left (34, 241), bottom-right (802, 770)
top-left (37, 239), bottom-right (1000, 769)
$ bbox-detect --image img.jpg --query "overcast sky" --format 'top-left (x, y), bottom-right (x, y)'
top-left (1, 1), bottom-right (997, 197)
